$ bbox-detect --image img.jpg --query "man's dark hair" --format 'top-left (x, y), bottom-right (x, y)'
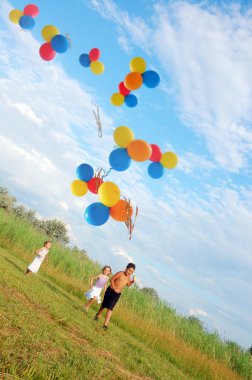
top-left (126, 263), bottom-right (136, 270)
top-left (44, 241), bottom-right (52, 246)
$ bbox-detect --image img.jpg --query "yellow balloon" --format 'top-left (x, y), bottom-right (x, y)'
top-left (98, 182), bottom-right (120, 207)
top-left (111, 93), bottom-right (125, 107)
top-left (71, 180), bottom-right (88, 197)
top-left (42, 25), bottom-right (60, 42)
top-left (160, 152), bottom-right (178, 169)
top-left (129, 57), bottom-right (146, 74)
top-left (9, 9), bottom-right (23, 24)
top-left (113, 126), bottom-right (135, 148)
top-left (90, 61), bottom-right (105, 75)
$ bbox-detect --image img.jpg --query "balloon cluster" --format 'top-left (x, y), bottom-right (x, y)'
top-left (70, 163), bottom-right (133, 226)
top-left (39, 25), bottom-right (69, 61)
top-left (111, 57), bottom-right (160, 108)
top-left (109, 126), bottom-right (178, 179)
top-left (9, 4), bottom-right (39, 30)
top-left (79, 48), bottom-right (105, 75)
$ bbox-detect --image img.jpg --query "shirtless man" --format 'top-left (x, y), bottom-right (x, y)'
top-left (94, 263), bottom-right (136, 329)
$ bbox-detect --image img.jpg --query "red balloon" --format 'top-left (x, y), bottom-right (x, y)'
top-left (87, 177), bottom-right (103, 194)
top-left (89, 48), bottom-right (100, 62)
top-left (39, 43), bottom-right (56, 61)
top-left (150, 144), bottom-right (162, 162)
top-left (119, 82), bottom-right (131, 96)
top-left (24, 4), bottom-right (39, 17)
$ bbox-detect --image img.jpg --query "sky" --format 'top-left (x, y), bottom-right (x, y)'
top-left (0, 0), bottom-right (252, 348)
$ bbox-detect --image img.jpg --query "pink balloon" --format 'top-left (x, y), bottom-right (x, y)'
top-left (150, 144), bottom-right (162, 162)
top-left (89, 48), bottom-right (100, 62)
top-left (119, 81), bottom-right (131, 96)
top-left (24, 4), bottom-right (39, 17)
top-left (39, 43), bottom-right (56, 61)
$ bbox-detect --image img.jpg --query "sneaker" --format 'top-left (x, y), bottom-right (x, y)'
top-left (102, 325), bottom-right (108, 331)
top-left (94, 314), bottom-right (99, 321)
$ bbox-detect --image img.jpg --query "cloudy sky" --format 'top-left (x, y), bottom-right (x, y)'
top-left (0, 0), bottom-right (252, 348)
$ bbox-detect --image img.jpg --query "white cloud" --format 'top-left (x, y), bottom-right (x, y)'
top-left (189, 308), bottom-right (208, 318)
top-left (113, 248), bottom-right (134, 263)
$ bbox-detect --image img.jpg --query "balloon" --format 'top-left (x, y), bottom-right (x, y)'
top-left (90, 61), bottom-right (104, 75)
top-left (19, 15), bottom-right (35, 30)
top-left (124, 72), bottom-right (143, 90)
top-left (110, 200), bottom-right (133, 222)
top-left (76, 163), bottom-right (94, 182)
top-left (127, 140), bottom-right (152, 162)
top-left (160, 152), bottom-right (178, 169)
top-left (39, 43), bottom-right (56, 61)
top-left (98, 182), bottom-right (120, 207)
top-left (125, 94), bottom-right (138, 108)
top-left (142, 70), bottom-right (160, 88)
top-left (111, 93), bottom-right (124, 107)
top-left (113, 126), bottom-right (135, 148)
top-left (118, 82), bottom-right (131, 96)
top-left (150, 144), bottom-right (162, 162)
top-left (51, 34), bottom-right (69, 53)
top-left (129, 57), bottom-right (146, 74)
top-left (79, 53), bottom-right (90, 67)
top-left (87, 177), bottom-right (103, 194)
top-left (147, 162), bottom-right (164, 179)
top-left (9, 9), bottom-right (23, 24)
top-left (42, 25), bottom-right (60, 42)
top-left (109, 148), bottom-right (131, 171)
top-left (23, 4), bottom-right (39, 17)
top-left (71, 179), bottom-right (88, 196)
top-left (85, 202), bottom-right (110, 226)
top-left (89, 48), bottom-right (100, 62)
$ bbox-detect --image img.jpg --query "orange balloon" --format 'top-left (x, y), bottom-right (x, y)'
top-left (110, 200), bottom-right (133, 222)
top-left (124, 72), bottom-right (143, 90)
top-left (127, 139), bottom-right (152, 162)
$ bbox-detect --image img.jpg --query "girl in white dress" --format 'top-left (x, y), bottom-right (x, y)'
top-left (84, 266), bottom-right (111, 312)
top-left (25, 241), bottom-right (52, 275)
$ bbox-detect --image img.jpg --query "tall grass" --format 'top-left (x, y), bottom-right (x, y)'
top-left (0, 208), bottom-right (251, 379)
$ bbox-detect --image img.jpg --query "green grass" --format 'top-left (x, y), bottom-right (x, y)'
top-left (0, 209), bottom-right (251, 379)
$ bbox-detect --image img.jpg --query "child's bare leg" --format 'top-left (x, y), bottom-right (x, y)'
top-left (84, 298), bottom-right (96, 310)
top-left (96, 307), bottom-right (104, 318)
top-left (104, 309), bottom-right (112, 326)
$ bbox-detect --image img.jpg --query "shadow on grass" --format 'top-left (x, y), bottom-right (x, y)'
top-left (41, 278), bottom-right (78, 305)
top-left (3, 255), bottom-right (25, 274)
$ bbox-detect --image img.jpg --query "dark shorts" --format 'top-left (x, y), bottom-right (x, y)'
top-left (101, 286), bottom-right (121, 311)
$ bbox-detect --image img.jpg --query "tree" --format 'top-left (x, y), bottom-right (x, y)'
top-left (187, 316), bottom-right (203, 329)
top-left (37, 218), bottom-right (69, 244)
top-left (13, 205), bottom-right (37, 224)
top-left (0, 187), bottom-right (16, 211)
top-left (141, 287), bottom-right (159, 301)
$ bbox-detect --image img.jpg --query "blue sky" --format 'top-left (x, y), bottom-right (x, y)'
top-left (0, 0), bottom-right (252, 348)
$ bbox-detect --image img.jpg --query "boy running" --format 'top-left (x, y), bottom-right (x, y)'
top-left (94, 263), bottom-right (136, 330)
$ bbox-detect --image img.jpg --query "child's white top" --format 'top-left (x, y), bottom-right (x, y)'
top-left (36, 248), bottom-right (49, 261)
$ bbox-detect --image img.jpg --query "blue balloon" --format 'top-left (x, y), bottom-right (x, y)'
top-left (79, 53), bottom-right (91, 68)
top-left (125, 94), bottom-right (138, 108)
top-left (148, 162), bottom-right (164, 179)
top-left (142, 70), bottom-right (160, 88)
top-left (109, 148), bottom-right (131, 171)
top-left (51, 34), bottom-right (69, 53)
top-left (84, 202), bottom-right (110, 226)
top-left (76, 163), bottom-right (94, 182)
top-left (19, 15), bottom-right (35, 30)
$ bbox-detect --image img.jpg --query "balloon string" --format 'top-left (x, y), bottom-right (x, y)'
top-left (92, 104), bottom-right (103, 138)
top-left (65, 32), bottom-right (72, 49)
top-left (101, 167), bottom-right (112, 179)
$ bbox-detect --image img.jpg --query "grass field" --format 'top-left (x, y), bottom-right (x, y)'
top-left (0, 209), bottom-right (251, 379)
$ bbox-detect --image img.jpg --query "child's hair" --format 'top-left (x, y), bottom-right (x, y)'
top-left (126, 263), bottom-right (136, 270)
top-left (102, 265), bottom-right (112, 274)
top-left (44, 241), bottom-right (52, 246)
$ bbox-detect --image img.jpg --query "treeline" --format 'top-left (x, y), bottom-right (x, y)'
top-left (0, 186), bottom-right (69, 244)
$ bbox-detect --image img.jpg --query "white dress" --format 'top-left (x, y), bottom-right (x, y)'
top-left (28, 248), bottom-right (49, 273)
top-left (84, 286), bottom-right (103, 304)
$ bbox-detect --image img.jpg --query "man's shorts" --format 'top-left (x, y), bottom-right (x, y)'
top-left (101, 286), bottom-right (121, 310)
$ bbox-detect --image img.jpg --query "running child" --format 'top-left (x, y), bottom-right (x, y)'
top-left (25, 241), bottom-right (52, 275)
top-left (84, 266), bottom-right (112, 312)
top-left (94, 263), bottom-right (136, 329)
